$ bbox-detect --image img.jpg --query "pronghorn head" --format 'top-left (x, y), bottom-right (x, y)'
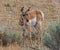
top-left (20, 7), bottom-right (31, 17)
top-left (19, 7), bottom-right (31, 30)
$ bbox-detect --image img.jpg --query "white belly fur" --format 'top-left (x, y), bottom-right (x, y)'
top-left (29, 17), bottom-right (37, 26)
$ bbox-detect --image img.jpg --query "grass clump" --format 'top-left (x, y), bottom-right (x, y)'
top-left (0, 29), bottom-right (22, 46)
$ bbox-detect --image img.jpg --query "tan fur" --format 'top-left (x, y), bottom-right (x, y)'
top-left (27, 10), bottom-right (43, 21)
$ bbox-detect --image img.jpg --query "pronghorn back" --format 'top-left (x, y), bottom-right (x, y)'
top-left (27, 10), bottom-right (44, 21)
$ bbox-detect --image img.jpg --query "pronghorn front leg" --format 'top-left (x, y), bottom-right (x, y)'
top-left (27, 25), bottom-right (33, 46)
top-left (22, 29), bottom-right (26, 47)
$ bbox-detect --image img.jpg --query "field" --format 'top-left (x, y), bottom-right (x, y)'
top-left (0, 0), bottom-right (60, 50)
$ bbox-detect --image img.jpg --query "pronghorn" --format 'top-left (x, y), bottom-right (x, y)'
top-left (19, 7), bottom-right (44, 47)
top-left (19, 7), bottom-right (44, 32)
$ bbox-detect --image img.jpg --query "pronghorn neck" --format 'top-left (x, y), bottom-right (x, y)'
top-left (29, 17), bottom-right (37, 26)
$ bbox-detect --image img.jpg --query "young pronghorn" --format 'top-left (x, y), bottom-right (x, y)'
top-left (19, 7), bottom-right (44, 32)
top-left (19, 7), bottom-right (44, 47)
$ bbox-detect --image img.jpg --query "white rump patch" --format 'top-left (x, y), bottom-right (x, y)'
top-left (29, 17), bottom-right (37, 26)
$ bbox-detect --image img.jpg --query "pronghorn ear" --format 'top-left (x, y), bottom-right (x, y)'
top-left (25, 7), bottom-right (31, 13)
top-left (21, 7), bottom-right (24, 12)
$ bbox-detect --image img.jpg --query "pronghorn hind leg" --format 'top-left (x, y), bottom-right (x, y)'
top-left (34, 22), bottom-right (41, 33)
top-left (34, 21), bottom-right (42, 49)
top-left (37, 21), bottom-right (43, 50)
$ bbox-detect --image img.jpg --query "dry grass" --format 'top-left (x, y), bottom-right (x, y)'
top-left (0, 45), bottom-right (23, 50)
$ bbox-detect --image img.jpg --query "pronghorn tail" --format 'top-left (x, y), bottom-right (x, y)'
top-left (40, 11), bottom-right (44, 21)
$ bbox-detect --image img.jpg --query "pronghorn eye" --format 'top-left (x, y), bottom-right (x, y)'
top-left (23, 14), bottom-right (25, 16)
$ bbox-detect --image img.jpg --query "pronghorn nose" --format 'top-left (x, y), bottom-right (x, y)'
top-left (26, 19), bottom-right (29, 22)
top-left (23, 14), bottom-right (25, 16)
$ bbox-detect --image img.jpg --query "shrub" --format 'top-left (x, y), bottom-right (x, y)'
top-left (1, 29), bottom-right (22, 46)
top-left (42, 23), bottom-right (60, 50)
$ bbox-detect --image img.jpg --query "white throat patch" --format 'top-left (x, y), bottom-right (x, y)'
top-left (29, 17), bottom-right (37, 26)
